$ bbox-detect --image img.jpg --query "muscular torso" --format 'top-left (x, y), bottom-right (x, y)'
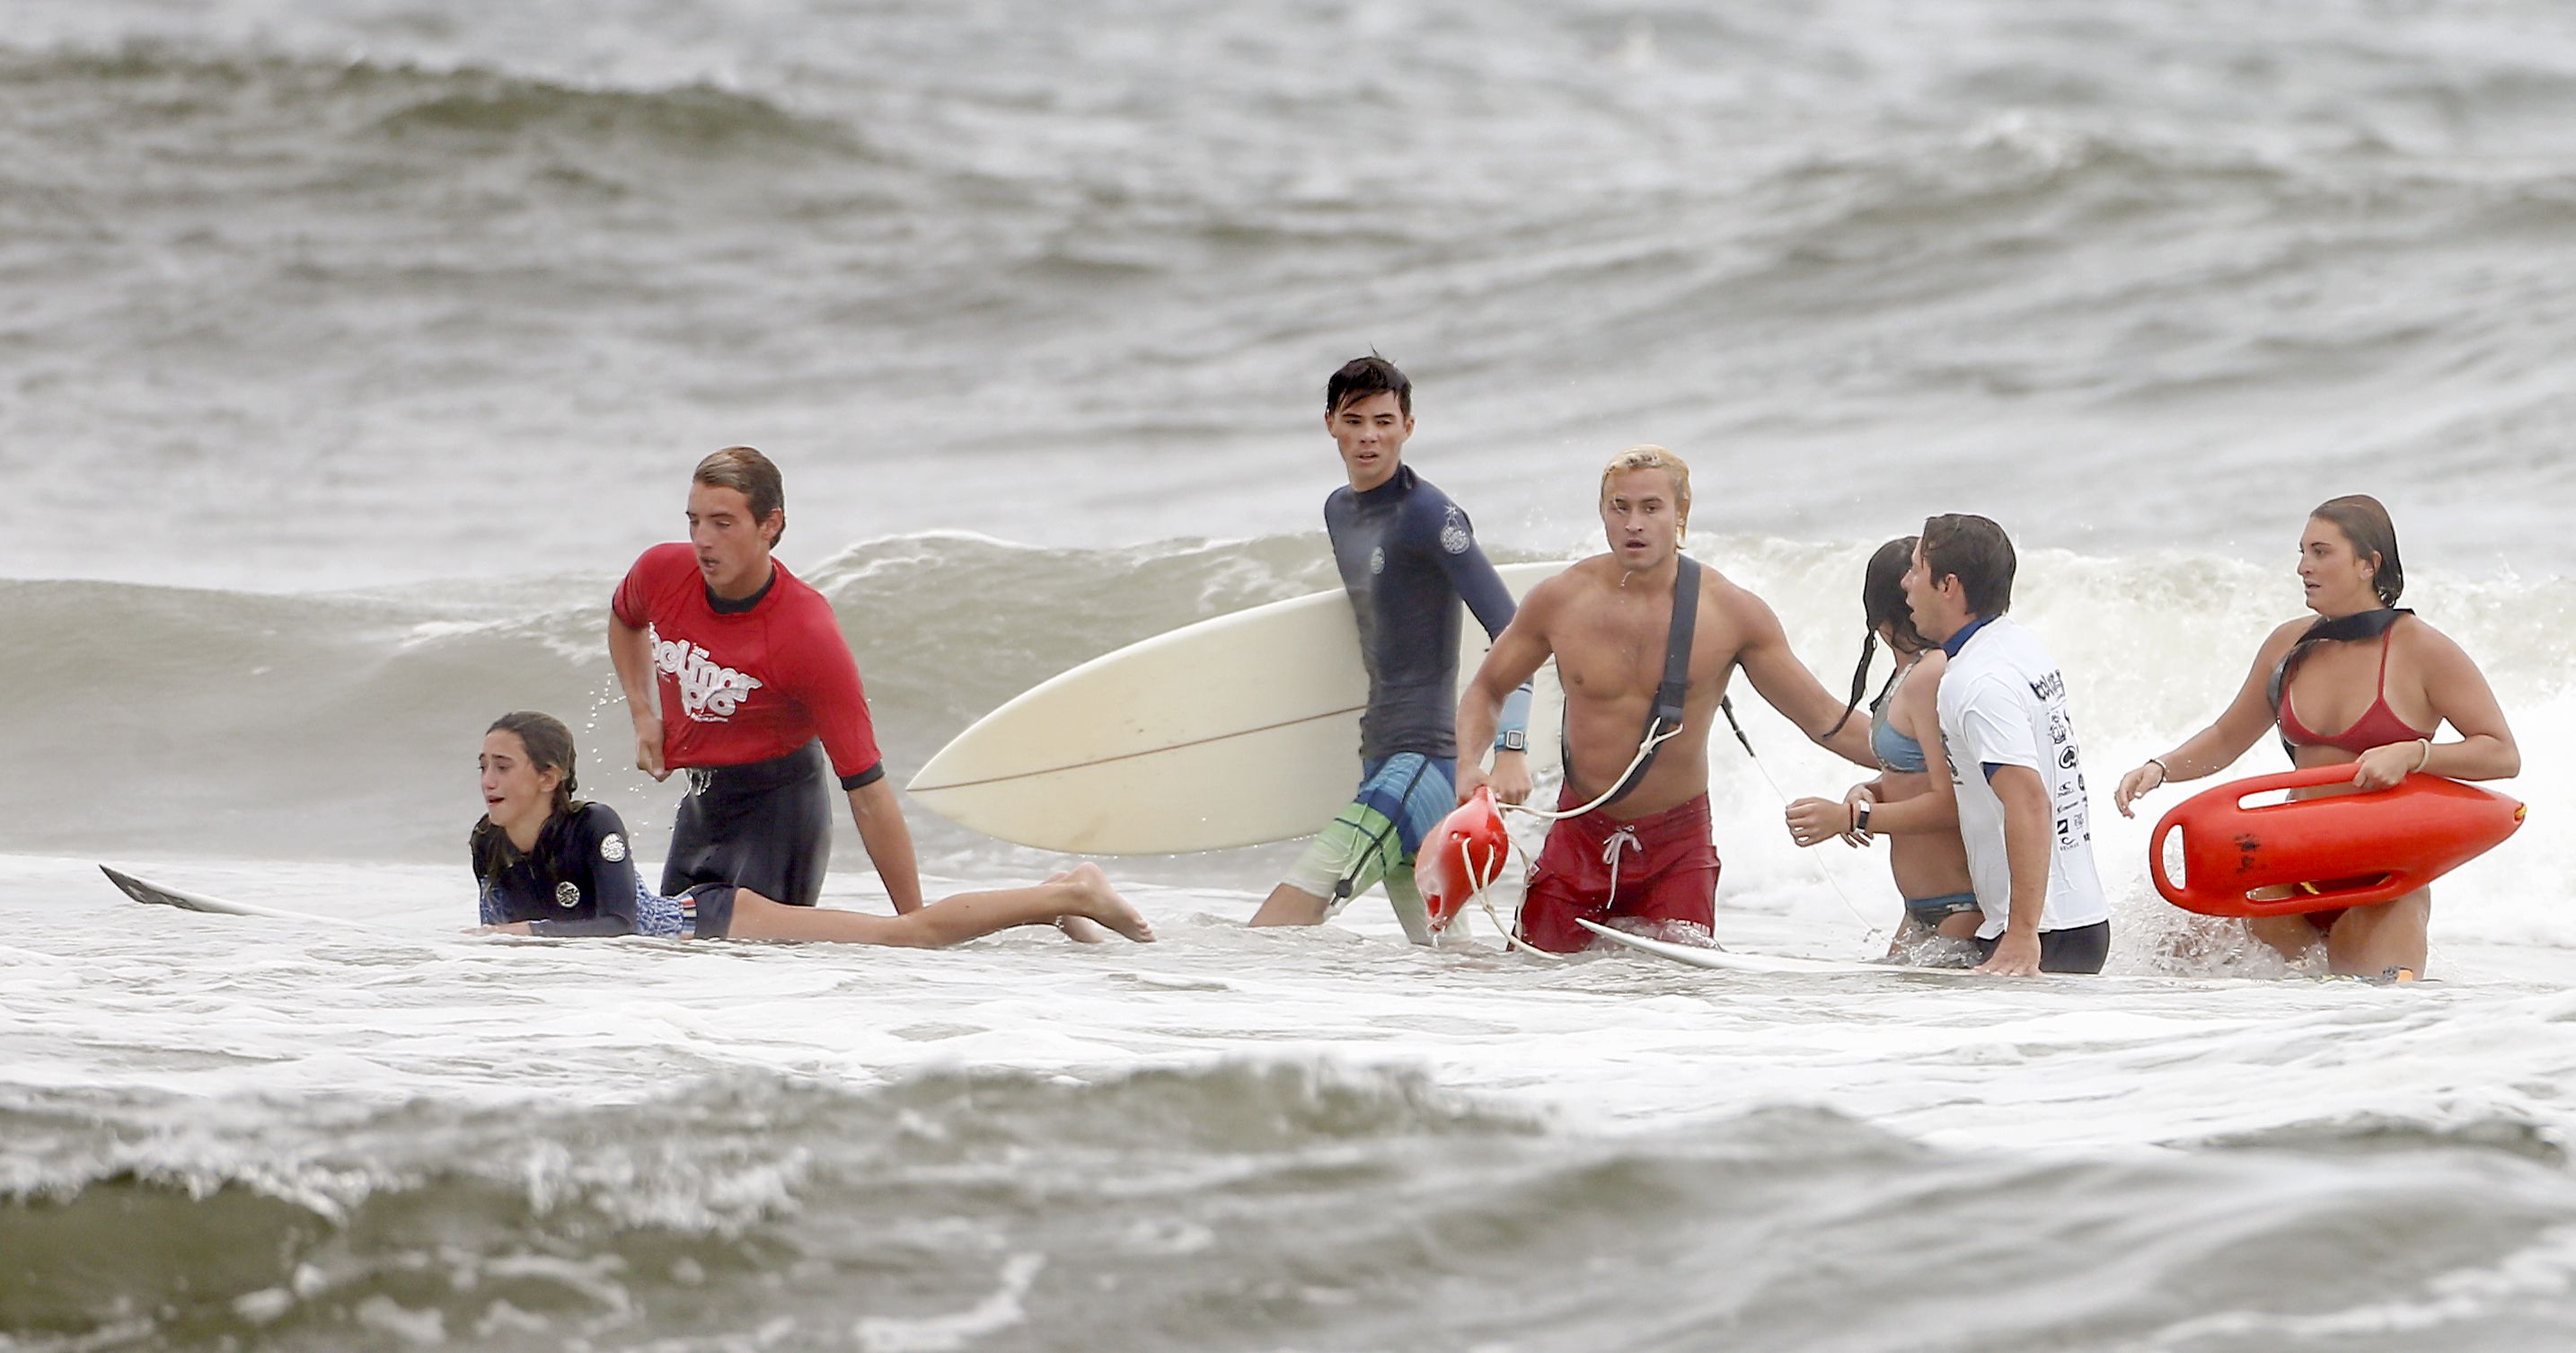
top-left (1543, 556), bottom-right (1749, 818)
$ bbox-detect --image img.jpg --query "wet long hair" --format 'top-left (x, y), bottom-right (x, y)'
top-left (1822, 536), bottom-right (1929, 738)
top-left (470, 711), bottom-right (583, 877)
top-left (2268, 496), bottom-right (2413, 722)
top-left (2310, 493), bottom-right (2404, 606)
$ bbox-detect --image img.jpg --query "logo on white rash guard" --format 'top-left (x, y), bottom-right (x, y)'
top-left (649, 630), bottom-right (764, 721)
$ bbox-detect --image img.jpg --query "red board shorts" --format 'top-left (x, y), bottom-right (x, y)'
top-left (1515, 791), bottom-right (1722, 954)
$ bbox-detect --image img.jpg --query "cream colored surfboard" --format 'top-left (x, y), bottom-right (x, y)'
top-left (909, 562), bottom-right (1565, 854)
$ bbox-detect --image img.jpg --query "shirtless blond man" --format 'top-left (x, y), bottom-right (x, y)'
top-left (1456, 447), bottom-right (1870, 952)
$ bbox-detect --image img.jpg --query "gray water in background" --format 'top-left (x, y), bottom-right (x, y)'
top-left (9, 4), bottom-right (2576, 1350)
top-left (4, 0), bottom-right (2575, 588)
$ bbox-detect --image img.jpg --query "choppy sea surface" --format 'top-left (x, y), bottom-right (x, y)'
top-left (4, 2), bottom-right (2573, 1349)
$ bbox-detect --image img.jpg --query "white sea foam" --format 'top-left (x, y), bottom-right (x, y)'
top-left (10, 854), bottom-right (2572, 1154)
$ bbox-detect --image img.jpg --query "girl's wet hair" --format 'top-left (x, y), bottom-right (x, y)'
top-left (2266, 496), bottom-right (2412, 723)
top-left (2311, 493), bottom-right (2404, 606)
top-left (487, 711), bottom-right (579, 818)
top-left (1822, 536), bottom-right (1928, 739)
top-left (472, 712), bottom-right (583, 877)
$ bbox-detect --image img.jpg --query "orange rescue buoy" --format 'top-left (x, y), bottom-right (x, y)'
top-left (1416, 786), bottom-right (1510, 934)
top-left (2149, 765), bottom-right (2525, 918)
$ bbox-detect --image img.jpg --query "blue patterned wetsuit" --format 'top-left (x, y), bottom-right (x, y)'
top-left (1282, 464), bottom-right (1531, 940)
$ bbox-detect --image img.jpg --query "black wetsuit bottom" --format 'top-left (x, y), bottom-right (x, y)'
top-left (1973, 920), bottom-right (2112, 974)
top-left (663, 741), bottom-right (833, 908)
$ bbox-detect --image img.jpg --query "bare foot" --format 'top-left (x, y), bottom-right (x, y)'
top-left (1022, 871), bottom-right (1111, 942)
top-left (1067, 862), bottom-right (1154, 942)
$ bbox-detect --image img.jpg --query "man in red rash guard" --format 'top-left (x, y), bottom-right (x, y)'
top-left (607, 447), bottom-right (920, 912)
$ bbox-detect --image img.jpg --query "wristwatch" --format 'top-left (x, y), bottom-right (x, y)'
top-left (1495, 730), bottom-right (1527, 753)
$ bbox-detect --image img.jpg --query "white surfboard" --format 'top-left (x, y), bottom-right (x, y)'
top-left (1574, 917), bottom-right (1981, 977)
top-left (100, 865), bottom-right (352, 927)
top-left (910, 562), bottom-right (1565, 854)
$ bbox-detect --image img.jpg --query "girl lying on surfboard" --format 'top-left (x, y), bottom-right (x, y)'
top-left (473, 712), bottom-right (1153, 945)
top-left (2110, 496), bottom-right (2518, 977)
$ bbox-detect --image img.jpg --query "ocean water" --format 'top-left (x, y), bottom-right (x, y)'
top-left (4, 1), bottom-right (2574, 1349)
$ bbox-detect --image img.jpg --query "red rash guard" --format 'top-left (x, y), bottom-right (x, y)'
top-left (612, 543), bottom-right (886, 789)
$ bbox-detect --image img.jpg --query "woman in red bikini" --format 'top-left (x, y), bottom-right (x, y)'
top-left (2112, 495), bottom-right (2519, 976)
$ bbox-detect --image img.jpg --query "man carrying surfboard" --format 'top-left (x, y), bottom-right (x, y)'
top-left (1248, 356), bottom-right (1535, 943)
top-left (1454, 446), bottom-right (1871, 953)
top-left (608, 447), bottom-right (926, 915)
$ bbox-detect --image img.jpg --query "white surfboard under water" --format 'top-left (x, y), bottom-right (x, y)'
top-left (1574, 916), bottom-right (1993, 978)
top-left (99, 864), bottom-right (350, 927)
top-left (910, 562), bottom-right (1564, 854)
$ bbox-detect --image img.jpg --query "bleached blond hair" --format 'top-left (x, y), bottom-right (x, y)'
top-left (1599, 445), bottom-right (1692, 529)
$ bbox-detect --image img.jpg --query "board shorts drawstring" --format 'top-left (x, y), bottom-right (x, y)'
top-left (1599, 825), bottom-right (1643, 905)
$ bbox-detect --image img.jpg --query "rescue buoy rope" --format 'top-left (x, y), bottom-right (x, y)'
top-left (1494, 721), bottom-right (1686, 823)
top-left (1480, 713), bottom-right (1886, 947)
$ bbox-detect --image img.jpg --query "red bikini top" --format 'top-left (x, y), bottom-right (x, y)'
top-left (2277, 632), bottom-right (2436, 755)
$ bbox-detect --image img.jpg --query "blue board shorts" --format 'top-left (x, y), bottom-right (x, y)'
top-left (1281, 753), bottom-right (1458, 942)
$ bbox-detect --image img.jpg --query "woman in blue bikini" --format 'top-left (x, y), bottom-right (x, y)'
top-left (1784, 538), bottom-right (1983, 955)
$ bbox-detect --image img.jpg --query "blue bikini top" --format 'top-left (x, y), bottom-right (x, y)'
top-left (1870, 662), bottom-right (1928, 774)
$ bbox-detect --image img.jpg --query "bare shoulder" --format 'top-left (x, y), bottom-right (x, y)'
top-left (2260, 615), bottom-right (2312, 645)
top-left (2392, 613), bottom-right (2474, 668)
top-left (2254, 615), bottom-right (2311, 664)
top-left (1893, 651), bottom-right (1945, 736)
top-left (1697, 562), bottom-right (1777, 627)
top-left (1694, 558), bottom-right (1745, 599)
